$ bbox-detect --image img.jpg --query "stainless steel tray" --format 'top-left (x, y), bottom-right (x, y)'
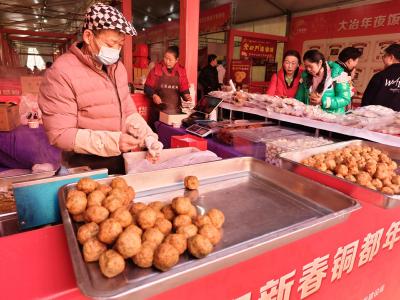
top-left (59, 157), bottom-right (360, 300)
top-left (280, 140), bottom-right (400, 209)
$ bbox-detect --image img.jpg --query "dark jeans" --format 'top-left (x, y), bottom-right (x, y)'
top-left (62, 152), bottom-right (125, 175)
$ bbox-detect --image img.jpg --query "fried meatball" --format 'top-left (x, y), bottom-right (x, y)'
top-left (345, 174), bottom-right (357, 183)
top-left (85, 205), bottom-right (109, 224)
top-left (125, 186), bottom-right (136, 205)
top-left (314, 161), bottom-right (327, 172)
top-left (336, 174), bottom-right (344, 179)
top-left (77, 177), bottom-right (98, 194)
top-left (148, 201), bottom-right (164, 211)
top-left (99, 250), bottom-right (125, 278)
top-left (83, 238), bottom-right (107, 262)
top-left (207, 208), bottom-right (225, 229)
top-left (171, 197), bottom-right (192, 215)
top-left (111, 207), bottom-right (133, 228)
top-left (381, 186), bottom-right (395, 195)
top-left (184, 176), bottom-right (199, 190)
top-left (161, 204), bottom-right (176, 221)
top-left (348, 166), bottom-right (360, 176)
top-left (87, 190), bottom-right (106, 207)
top-left (389, 161), bottom-right (398, 171)
top-left (378, 153), bottom-right (391, 164)
top-left (98, 218), bottom-right (123, 244)
top-left (137, 207), bottom-right (157, 229)
top-left (187, 205), bottom-right (198, 219)
top-left (102, 195), bottom-right (123, 213)
top-left (109, 188), bottom-right (131, 207)
top-left (115, 227), bottom-right (142, 258)
top-left (77, 222), bottom-right (99, 245)
top-left (365, 161), bottom-right (377, 176)
top-left (132, 241), bottom-right (157, 268)
top-left (392, 175), bottom-right (400, 185)
top-left (375, 163), bottom-right (389, 180)
top-left (194, 215), bottom-right (212, 228)
top-left (66, 190), bottom-right (87, 215)
top-left (372, 178), bottom-right (383, 189)
top-left (199, 224), bottom-right (221, 246)
top-left (97, 184), bottom-right (112, 196)
top-left (356, 172), bottom-right (372, 187)
top-left (110, 177), bottom-right (128, 190)
top-left (72, 213), bottom-right (85, 223)
top-left (188, 234), bottom-right (213, 258)
top-left (325, 159), bottom-right (336, 171)
top-left (164, 234), bottom-right (187, 254)
top-left (156, 211), bottom-right (165, 220)
top-left (177, 224), bottom-right (198, 238)
top-left (125, 224), bottom-right (143, 236)
top-left (154, 218), bottom-right (172, 235)
top-left (153, 243), bottom-right (180, 271)
top-left (142, 228), bottom-right (164, 246)
top-left (173, 215), bottom-right (192, 228)
top-left (335, 164), bottom-right (349, 177)
top-left (130, 202), bottom-right (147, 216)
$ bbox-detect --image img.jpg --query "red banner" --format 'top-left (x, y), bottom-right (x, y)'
top-left (240, 38), bottom-right (277, 60)
top-left (288, 0), bottom-right (400, 52)
top-left (138, 4), bottom-right (231, 44)
top-left (230, 60), bottom-right (251, 89)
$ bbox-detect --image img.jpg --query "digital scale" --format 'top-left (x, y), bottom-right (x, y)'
top-left (186, 123), bottom-right (214, 137)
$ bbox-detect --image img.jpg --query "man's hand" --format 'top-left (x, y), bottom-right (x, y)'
top-left (153, 94), bottom-right (162, 105)
top-left (119, 133), bottom-right (141, 152)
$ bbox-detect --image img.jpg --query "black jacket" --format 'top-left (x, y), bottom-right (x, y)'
top-left (361, 63), bottom-right (400, 111)
top-left (198, 65), bottom-right (219, 95)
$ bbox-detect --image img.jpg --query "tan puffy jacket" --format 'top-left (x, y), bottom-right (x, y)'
top-left (39, 42), bottom-right (155, 157)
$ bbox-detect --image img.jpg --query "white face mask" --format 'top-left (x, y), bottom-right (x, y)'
top-left (95, 43), bottom-right (121, 65)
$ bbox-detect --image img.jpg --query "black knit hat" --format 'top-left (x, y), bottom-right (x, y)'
top-left (83, 3), bottom-right (137, 36)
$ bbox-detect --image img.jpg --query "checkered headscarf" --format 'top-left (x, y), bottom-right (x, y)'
top-left (83, 3), bottom-right (137, 36)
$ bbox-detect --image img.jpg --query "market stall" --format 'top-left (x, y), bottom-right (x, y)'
top-left (1, 1), bottom-right (400, 300)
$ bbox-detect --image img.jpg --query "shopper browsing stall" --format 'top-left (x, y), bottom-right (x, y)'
top-left (38, 3), bottom-right (162, 174)
top-left (335, 47), bottom-right (362, 97)
top-left (267, 50), bottom-right (302, 98)
top-left (198, 54), bottom-right (220, 97)
top-left (361, 43), bottom-right (400, 111)
top-left (295, 50), bottom-right (351, 114)
top-left (144, 46), bottom-right (192, 126)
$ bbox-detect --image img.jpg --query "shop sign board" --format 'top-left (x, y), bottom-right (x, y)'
top-left (230, 60), bottom-right (251, 89)
top-left (240, 38), bottom-right (277, 60)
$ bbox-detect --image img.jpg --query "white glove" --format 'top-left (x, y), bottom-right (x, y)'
top-left (145, 136), bottom-right (163, 158)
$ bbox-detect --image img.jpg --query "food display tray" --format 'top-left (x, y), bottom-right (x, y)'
top-left (59, 157), bottom-right (359, 299)
top-left (280, 140), bottom-right (400, 209)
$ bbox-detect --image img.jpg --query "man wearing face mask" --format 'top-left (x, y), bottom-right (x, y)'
top-left (38, 3), bottom-right (163, 174)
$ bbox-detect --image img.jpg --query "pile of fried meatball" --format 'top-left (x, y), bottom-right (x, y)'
top-left (301, 145), bottom-right (400, 195)
top-left (65, 175), bottom-right (225, 278)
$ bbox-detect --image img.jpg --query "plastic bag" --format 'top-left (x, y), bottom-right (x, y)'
top-left (19, 93), bottom-right (42, 125)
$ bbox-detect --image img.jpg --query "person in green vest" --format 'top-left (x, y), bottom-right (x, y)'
top-left (295, 49), bottom-right (351, 114)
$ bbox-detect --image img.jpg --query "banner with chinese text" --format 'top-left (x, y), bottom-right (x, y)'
top-left (240, 38), bottom-right (277, 60)
top-left (287, 0), bottom-right (400, 96)
top-left (230, 60), bottom-right (251, 89)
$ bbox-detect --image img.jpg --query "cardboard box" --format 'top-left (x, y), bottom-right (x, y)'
top-left (171, 134), bottom-right (207, 151)
top-left (0, 103), bottom-right (20, 131)
top-left (159, 111), bottom-right (188, 126)
top-left (20, 76), bottom-right (43, 95)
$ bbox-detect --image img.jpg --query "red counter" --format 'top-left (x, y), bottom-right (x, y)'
top-left (1, 197), bottom-right (399, 300)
